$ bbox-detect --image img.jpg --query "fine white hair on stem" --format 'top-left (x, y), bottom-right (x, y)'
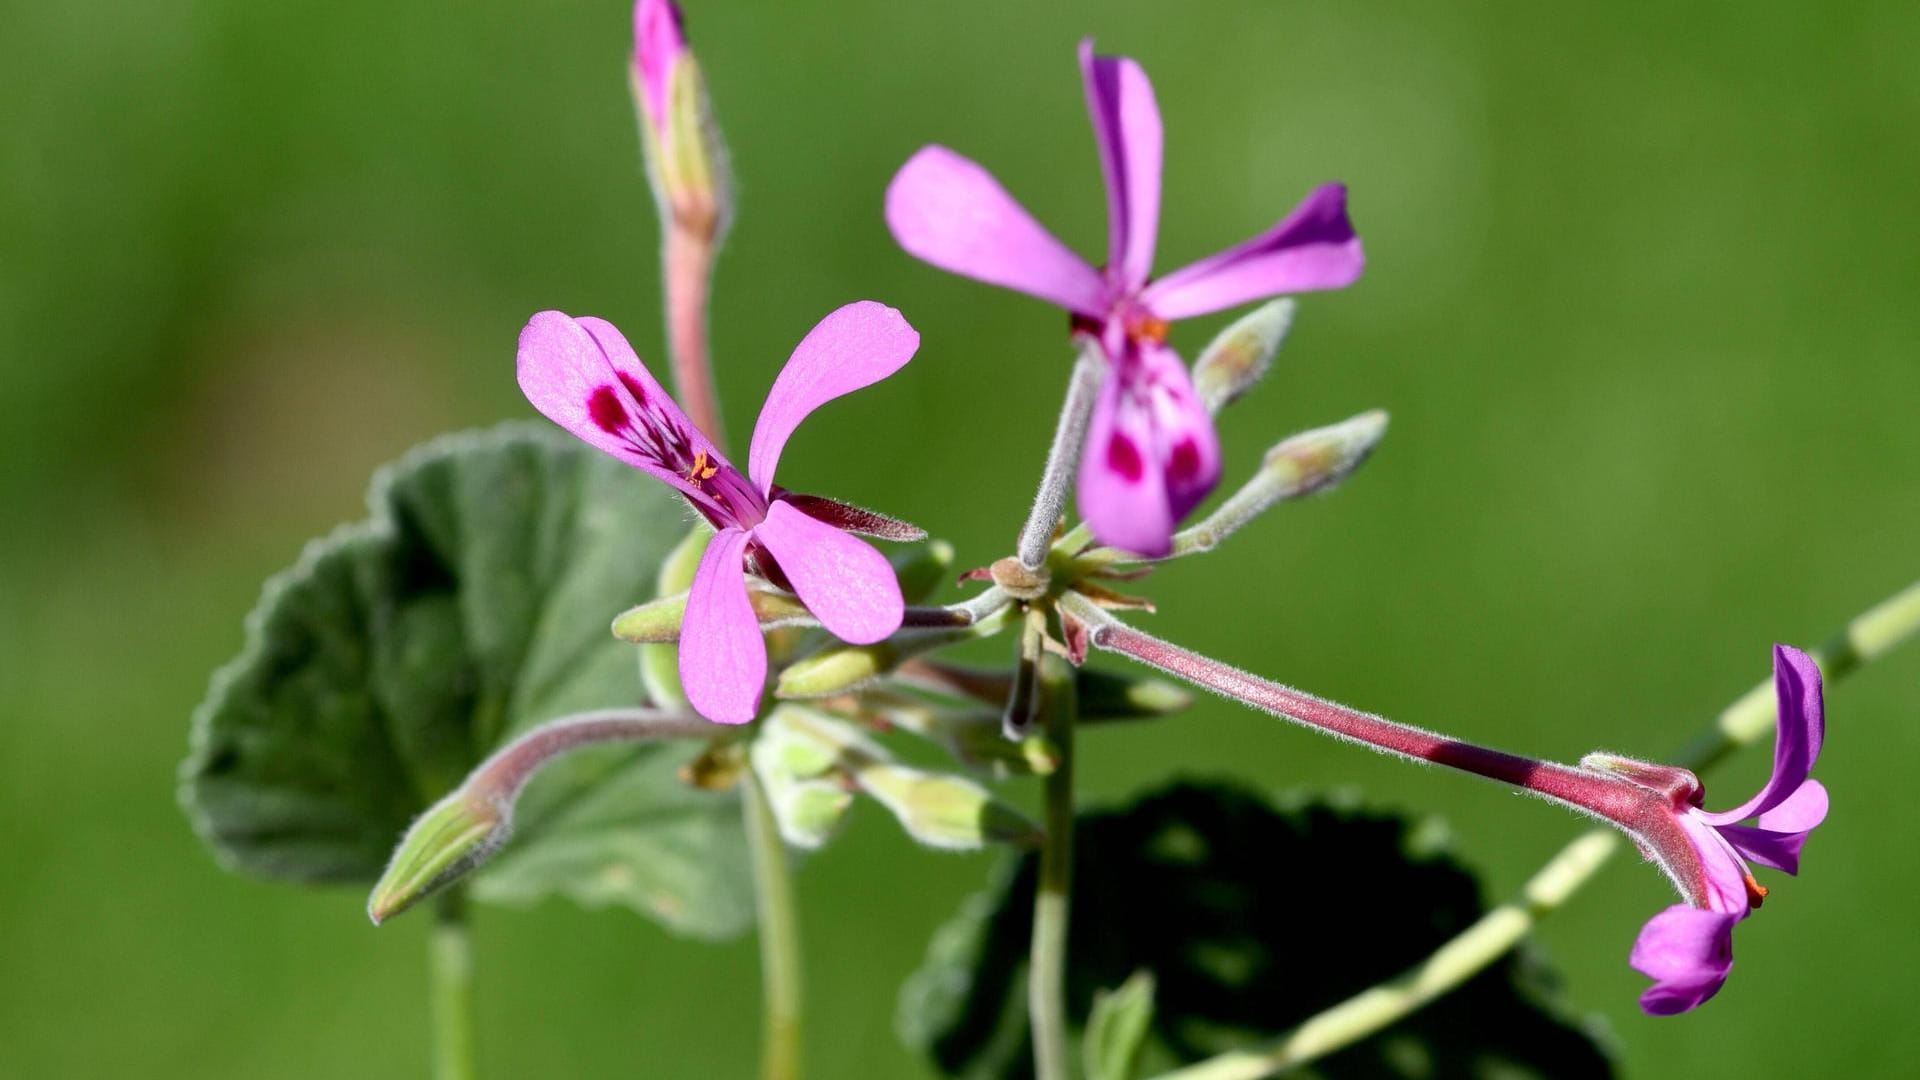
top-left (1017, 344), bottom-right (1106, 569)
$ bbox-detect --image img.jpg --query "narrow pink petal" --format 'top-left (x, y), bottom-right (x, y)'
top-left (678, 528), bottom-right (765, 724)
top-left (886, 145), bottom-right (1110, 316)
top-left (752, 500), bottom-right (903, 645)
top-left (747, 302), bottom-right (920, 494)
top-left (1701, 645), bottom-right (1825, 825)
top-left (1630, 905), bottom-right (1737, 1015)
top-left (1075, 342), bottom-right (1219, 557)
top-left (1079, 40), bottom-right (1162, 294)
top-left (516, 311), bottom-right (742, 521)
top-left (1140, 184), bottom-right (1364, 320)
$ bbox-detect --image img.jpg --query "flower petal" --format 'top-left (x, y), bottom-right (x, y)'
top-left (516, 311), bottom-right (738, 520)
top-left (1719, 779), bottom-right (1829, 875)
top-left (1756, 778), bottom-right (1829, 833)
top-left (1679, 812), bottom-right (1756, 915)
top-left (1719, 823), bottom-right (1810, 876)
top-left (678, 528), bottom-right (766, 724)
top-left (1140, 184), bottom-right (1364, 320)
top-left (747, 302), bottom-right (920, 494)
top-left (1080, 40), bottom-right (1162, 294)
top-left (886, 145), bottom-right (1109, 316)
top-left (1075, 342), bottom-right (1219, 557)
top-left (1701, 645), bottom-right (1826, 826)
top-left (752, 500), bottom-right (904, 645)
top-left (1630, 905), bottom-right (1738, 1016)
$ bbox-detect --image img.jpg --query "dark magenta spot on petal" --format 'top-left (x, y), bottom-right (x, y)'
top-left (1106, 433), bottom-right (1145, 483)
top-left (587, 386), bottom-right (628, 434)
top-left (1167, 438), bottom-right (1202, 484)
top-left (617, 372), bottom-right (650, 404)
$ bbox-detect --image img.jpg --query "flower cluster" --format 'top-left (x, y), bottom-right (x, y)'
top-left (496, 0), bottom-right (1842, 1030)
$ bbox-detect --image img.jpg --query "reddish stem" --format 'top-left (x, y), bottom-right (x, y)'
top-left (1090, 621), bottom-right (1652, 828)
top-left (665, 225), bottom-right (723, 446)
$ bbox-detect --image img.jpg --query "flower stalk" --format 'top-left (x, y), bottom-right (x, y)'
top-left (430, 890), bottom-right (478, 1080)
top-left (1029, 654), bottom-right (1078, 1080)
top-left (744, 768), bottom-right (805, 1080)
top-left (1018, 345), bottom-right (1106, 569)
top-left (1145, 576), bottom-right (1920, 1080)
top-left (1060, 594), bottom-right (1654, 830)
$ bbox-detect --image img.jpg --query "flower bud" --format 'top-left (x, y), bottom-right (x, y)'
top-left (367, 792), bottom-right (508, 925)
top-left (632, 0), bottom-right (732, 237)
top-left (752, 709), bottom-right (855, 848)
top-left (857, 764), bottom-right (1042, 850)
top-left (1193, 299), bottom-right (1294, 414)
top-left (1078, 667), bottom-right (1194, 720)
top-left (1171, 409), bottom-right (1389, 556)
top-left (768, 706), bottom-right (1039, 850)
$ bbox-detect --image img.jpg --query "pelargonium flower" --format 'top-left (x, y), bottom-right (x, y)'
top-left (886, 40), bottom-right (1364, 555)
top-left (517, 301), bottom-right (921, 724)
top-left (1588, 645), bottom-right (1829, 1015)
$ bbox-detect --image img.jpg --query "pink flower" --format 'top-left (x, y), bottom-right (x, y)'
top-left (517, 302), bottom-right (921, 724)
top-left (886, 40), bottom-right (1364, 555)
top-left (1590, 645), bottom-right (1830, 1014)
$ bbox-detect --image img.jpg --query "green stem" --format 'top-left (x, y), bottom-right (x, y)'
top-left (744, 769), bottom-right (804, 1080)
top-left (1030, 653), bottom-right (1078, 1080)
top-left (1153, 577), bottom-right (1920, 1080)
top-left (430, 890), bottom-right (477, 1080)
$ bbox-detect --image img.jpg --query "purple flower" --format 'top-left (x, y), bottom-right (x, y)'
top-left (517, 301), bottom-right (921, 724)
top-left (885, 40), bottom-right (1364, 555)
top-left (1594, 645), bottom-right (1829, 1015)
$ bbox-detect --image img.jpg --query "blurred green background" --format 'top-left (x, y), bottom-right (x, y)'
top-left (4, 0), bottom-right (1917, 1075)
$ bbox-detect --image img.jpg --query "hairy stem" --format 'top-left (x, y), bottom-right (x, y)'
top-left (430, 891), bottom-right (477, 1080)
top-left (1061, 594), bottom-right (1649, 828)
top-left (744, 769), bottom-right (804, 1080)
top-left (1150, 577), bottom-right (1920, 1080)
top-left (1018, 347), bottom-right (1106, 569)
top-left (464, 709), bottom-right (712, 805)
top-left (1030, 654), bottom-right (1078, 1080)
top-left (665, 224), bottom-right (724, 445)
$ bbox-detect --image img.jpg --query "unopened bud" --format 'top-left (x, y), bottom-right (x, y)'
top-left (1193, 299), bottom-right (1295, 414)
top-left (775, 605), bottom-right (1016, 698)
top-left (367, 792), bottom-right (507, 926)
top-left (632, 0), bottom-right (731, 237)
top-left (1261, 408), bottom-right (1389, 497)
top-left (769, 706), bottom-right (1038, 849)
top-left (1171, 409), bottom-right (1389, 556)
top-left (614, 588), bottom-right (811, 643)
top-left (752, 710), bottom-right (855, 848)
top-left (857, 764), bottom-right (1041, 850)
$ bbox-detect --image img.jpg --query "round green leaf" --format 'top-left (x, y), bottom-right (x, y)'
top-left (180, 424), bottom-right (751, 939)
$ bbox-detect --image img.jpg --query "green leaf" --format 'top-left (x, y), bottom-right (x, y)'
top-left (898, 781), bottom-right (1614, 1079)
top-left (1083, 970), bottom-right (1155, 1080)
top-left (180, 424), bottom-right (752, 939)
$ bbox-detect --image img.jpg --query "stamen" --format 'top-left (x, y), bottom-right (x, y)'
top-left (686, 449), bottom-right (719, 487)
top-left (1744, 875), bottom-right (1769, 909)
top-left (1130, 316), bottom-right (1170, 345)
